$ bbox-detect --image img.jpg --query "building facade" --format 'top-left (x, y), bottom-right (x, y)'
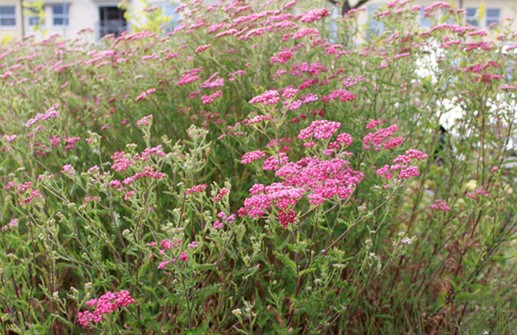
top-left (361, 0), bottom-right (517, 34)
top-left (0, 0), bottom-right (515, 42)
top-left (0, 0), bottom-right (178, 42)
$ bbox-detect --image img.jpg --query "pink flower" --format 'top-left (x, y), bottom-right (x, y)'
top-left (78, 290), bottom-right (135, 328)
top-left (186, 184), bottom-right (207, 195)
top-left (179, 251), bottom-right (188, 262)
top-left (300, 8), bottom-right (330, 23)
top-left (322, 89), bottom-right (356, 103)
top-left (135, 88), bottom-right (156, 101)
top-left (177, 67), bottom-right (203, 86)
top-left (298, 120), bottom-right (341, 140)
top-left (282, 87), bottom-right (299, 99)
top-left (62, 164), bottom-right (74, 175)
top-left (241, 150), bottom-right (266, 164)
top-left (195, 44), bottom-right (211, 53)
top-left (431, 199), bottom-right (451, 212)
top-left (136, 115), bottom-right (153, 128)
top-left (278, 209), bottom-right (297, 227)
top-left (25, 104), bottom-right (60, 128)
top-left (366, 119), bottom-right (382, 130)
top-left (201, 91), bottom-right (222, 105)
top-left (363, 124), bottom-right (399, 151)
top-left (160, 239), bottom-right (173, 250)
top-left (213, 220), bottom-right (223, 229)
top-left (249, 90), bottom-right (280, 106)
top-left (214, 187), bottom-right (229, 202)
top-left (158, 260), bottom-right (170, 269)
top-left (270, 49), bottom-right (293, 64)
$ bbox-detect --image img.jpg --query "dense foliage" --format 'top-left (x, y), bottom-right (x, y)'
top-left (0, 0), bottom-right (516, 334)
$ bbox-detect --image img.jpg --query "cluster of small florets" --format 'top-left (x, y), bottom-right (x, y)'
top-left (122, 166), bottom-right (167, 186)
top-left (5, 180), bottom-right (44, 205)
top-left (77, 290), bottom-right (135, 328)
top-left (270, 49), bottom-right (293, 64)
top-left (195, 44), bottom-right (211, 53)
top-left (321, 89), bottom-right (357, 103)
top-left (363, 124), bottom-right (403, 151)
top-left (201, 74), bottom-right (225, 88)
top-left (238, 121), bottom-right (365, 226)
top-left (135, 88), bottom-right (156, 102)
top-left (213, 211), bottom-right (236, 229)
top-left (290, 62), bottom-right (328, 77)
top-left (431, 199), bottom-right (451, 212)
top-left (297, 120), bottom-right (342, 140)
top-left (186, 184), bottom-right (207, 195)
top-left (201, 90), bottom-right (223, 105)
top-left (136, 114), bottom-right (153, 128)
top-left (249, 90), bottom-right (281, 106)
top-left (241, 150), bottom-right (267, 164)
top-left (376, 149), bottom-right (428, 181)
top-left (25, 104), bottom-right (60, 128)
top-left (299, 8), bottom-right (330, 23)
top-left (177, 67), bottom-right (203, 86)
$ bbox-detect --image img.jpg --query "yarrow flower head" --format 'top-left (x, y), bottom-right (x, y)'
top-left (186, 184), bottom-right (207, 195)
top-left (25, 104), bottom-right (60, 128)
top-left (298, 120), bottom-right (342, 140)
top-left (431, 199), bottom-right (451, 212)
top-left (300, 8), bottom-right (330, 23)
top-left (77, 290), bottom-right (135, 328)
top-left (241, 150), bottom-right (267, 164)
top-left (249, 90), bottom-right (280, 106)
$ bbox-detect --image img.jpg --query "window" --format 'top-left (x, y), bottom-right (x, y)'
top-left (486, 8), bottom-right (500, 27)
top-left (466, 7), bottom-right (478, 27)
top-left (52, 4), bottom-right (69, 26)
top-left (27, 7), bottom-right (44, 26)
top-left (420, 9), bottom-right (432, 29)
top-left (0, 6), bottom-right (16, 27)
top-left (366, 4), bottom-right (384, 37)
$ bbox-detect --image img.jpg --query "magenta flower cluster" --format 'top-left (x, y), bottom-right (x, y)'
top-left (77, 290), bottom-right (135, 328)
top-left (25, 104), bottom-right (60, 128)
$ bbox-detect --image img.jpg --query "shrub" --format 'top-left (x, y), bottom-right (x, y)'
top-left (0, 0), bottom-right (515, 334)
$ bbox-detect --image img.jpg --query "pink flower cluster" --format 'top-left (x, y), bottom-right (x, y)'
top-left (239, 156), bottom-right (363, 223)
top-left (431, 199), bottom-right (451, 212)
top-left (376, 149), bottom-right (428, 180)
top-left (177, 67), bottom-right (203, 86)
top-left (77, 290), bottom-right (135, 328)
top-left (5, 181), bottom-right (44, 205)
top-left (298, 120), bottom-right (341, 140)
top-left (213, 187), bottom-right (229, 202)
top-left (466, 187), bottom-right (490, 200)
top-left (122, 166), bottom-right (167, 186)
top-left (25, 104), bottom-right (60, 128)
top-left (270, 49), bottom-right (293, 64)
top-left (249, 90), bottom-right (280, 106)
top-left (300, 8), bottom-right (330, 23)
top-left (290, 62), bottom-right (328, 77)
top-left (213, 211), bottom-right (236, 229)
top-left (241, 150), bottom-right (267, 164)
top-left (201, 91), bottom-right (223, 105)
top-left (136, 114), bottom-right (153, 128)
top-left (363, 124), bottom-right (403, 151)
top-left (186, 184), bottom-right (207, 195)
top-left (135, 88), bottom-right (156, 101)
top-left (201, 74), bottom-right (225, 88)
top-left (321, 89), bottom-right (356, 103)
top-left (195, 44), bottom-right (211, 53)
